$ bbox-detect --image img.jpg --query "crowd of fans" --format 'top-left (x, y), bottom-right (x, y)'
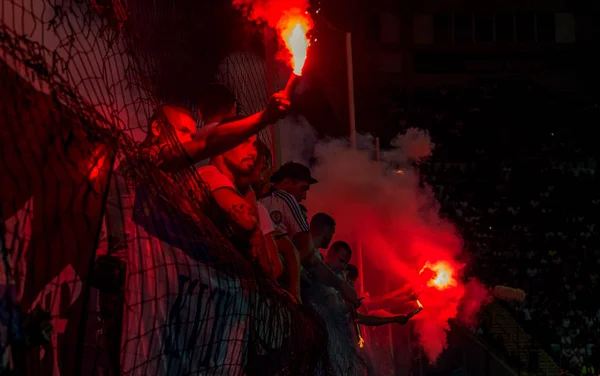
top-left (4, 42), bottom-right (598, 375)
top-left (383, 81), bottom-right (599, 374)
top-left (3, 75), bottom-right (419, 375)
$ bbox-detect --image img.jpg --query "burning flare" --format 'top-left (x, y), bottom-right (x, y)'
top-left (279, 13), bottom-right (311, 75)
top-left (420, 261), bottom-right (457, 290)
top-left (358, 334), bottom-right (365, 349)
top-left (281, 20), bottom-right (310, 75)
top-left (231, 0), bottom-right (312, 73)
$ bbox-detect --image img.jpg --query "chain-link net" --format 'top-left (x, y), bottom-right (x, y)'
top-left (1, 0), bottom-right (327, 375)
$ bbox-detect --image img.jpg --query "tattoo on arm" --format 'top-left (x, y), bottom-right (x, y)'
top-left (230, 203), bottom-right (258, 230)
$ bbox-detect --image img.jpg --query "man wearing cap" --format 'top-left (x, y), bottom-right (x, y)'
top-left (268, 162), bottom-right (317, 203)
top-left (260, 163), bottom-right (359, 307)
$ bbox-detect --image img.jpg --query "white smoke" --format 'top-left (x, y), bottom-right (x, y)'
top-left (294, 120), bottom-right (485, 362)
top-left (278, 115), bottom-right (318, 165)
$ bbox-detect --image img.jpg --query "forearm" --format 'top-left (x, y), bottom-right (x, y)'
top-left (265, 234), bottom-right (283, 279)
top-left (357, 313), bottom-right (402, 327)
top-left (250, 229), bottom-right (273, 277)
top-left (158, 112), bottom-right (269, 172)
top-left (201, 112), bottom-right (269, 159)
top-left (276, 237), bottom-right (301, 297)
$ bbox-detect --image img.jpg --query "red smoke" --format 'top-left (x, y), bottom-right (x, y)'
top-left (305, 131), bottom-right (491, 362)
top-left (231, 0), bottom-right (313, 69)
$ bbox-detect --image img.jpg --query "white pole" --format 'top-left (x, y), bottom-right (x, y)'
top-left (346, 32), bottom-right (357, 150)
top-left (347, 32), bottom-right (364, 301)
top-left (264, 28), bottom-right (282, 168)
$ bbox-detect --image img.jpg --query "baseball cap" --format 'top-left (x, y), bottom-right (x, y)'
top-left (270, 162), bottom-right (318, 184)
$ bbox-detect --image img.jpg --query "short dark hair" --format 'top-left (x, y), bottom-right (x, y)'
top-left (310, 213), bottom-right (335, 231)
top-left (198, 83), bottom-right (236, 120)
top-left (147, 104), bottom-right (195, 140)
top-left (345, 264), bottom-right (359, 280)
top-left (330, 240), bottom-right (352, 256)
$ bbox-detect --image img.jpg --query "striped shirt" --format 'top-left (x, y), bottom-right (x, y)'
top-left (259, 188), bottom-right (309, 238)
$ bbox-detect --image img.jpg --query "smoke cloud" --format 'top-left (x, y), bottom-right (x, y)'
top-left (299, 125), bottom-right (490, 362)
top-left (231, 0), bottom-right (313, 66)
top-left (278, 115), bottom-right (318, 165)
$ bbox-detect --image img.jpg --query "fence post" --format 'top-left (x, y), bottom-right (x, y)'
top-left (264, 27), bottom-right (282, 168)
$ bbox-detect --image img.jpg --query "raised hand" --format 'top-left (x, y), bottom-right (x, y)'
top-left (262, 92), bottom-right (291, 123)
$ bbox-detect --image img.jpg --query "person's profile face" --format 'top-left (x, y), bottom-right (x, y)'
top-left (224, 135), bottom-right (258, 175)
top-left (161, 107), bottom-right (197, 144)
top-left (173, 121), bottom-right (196, 144)
top-left (290, 180), bottom-right (311, 202)
top-left (328, 248), bottom-right (350, 273)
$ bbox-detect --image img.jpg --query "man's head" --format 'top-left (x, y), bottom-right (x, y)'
top-left (310, 213), bottom-right (336, 249)
top-left (325, 241), bottom-right (352, 273)
top-left (147, 104), bottom-right (197, 145)
top-left (197, 84), bottom-right (237, 124)
top-left (270, 162), bottom-right (317, 202)
top-left (345, 264), bottom-right (359, 288)
top-left (218, 117), bottom-right (259, 176)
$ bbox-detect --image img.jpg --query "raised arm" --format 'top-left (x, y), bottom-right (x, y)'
top-left (160, 94), bottom-right (289, 172)
top-left (275, 235), bottom-right (302, 301)
top-left (356, 313), bottom-right (409, 327)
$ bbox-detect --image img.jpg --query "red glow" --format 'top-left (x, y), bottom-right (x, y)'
top-left (420, 261), bottom-right (457, 290)
top-left (87, 148), bottom-right (107, 180)
top-left (281, 18), bottom-right (310, 75)
top-left (232, 0), bottom-right (313, 74)
top-left (306, 141), bottom-right (491, 362)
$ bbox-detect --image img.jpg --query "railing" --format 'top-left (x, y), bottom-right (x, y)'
top-left (485, 302), bottom-right (561, 376)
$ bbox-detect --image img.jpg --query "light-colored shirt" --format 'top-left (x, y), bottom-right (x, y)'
top-left (257, 202), bottom-right (275, 235)
top-left (259, 188), bottom-right (309, 238)
top-left (196, 165), bottom-right (235, 193)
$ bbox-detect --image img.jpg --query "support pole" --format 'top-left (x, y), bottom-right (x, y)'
top-left (377, 133), bottom-right (396, 368)
top-left (264, 28), bottom-right (282, 168)
top-left (347, 31), bottom-right (361, 294)
top-left (346, 32), bottom-right (357, 149)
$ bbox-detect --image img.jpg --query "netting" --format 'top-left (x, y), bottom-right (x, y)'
top-left (0, 0), bottom-right (328, 375)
